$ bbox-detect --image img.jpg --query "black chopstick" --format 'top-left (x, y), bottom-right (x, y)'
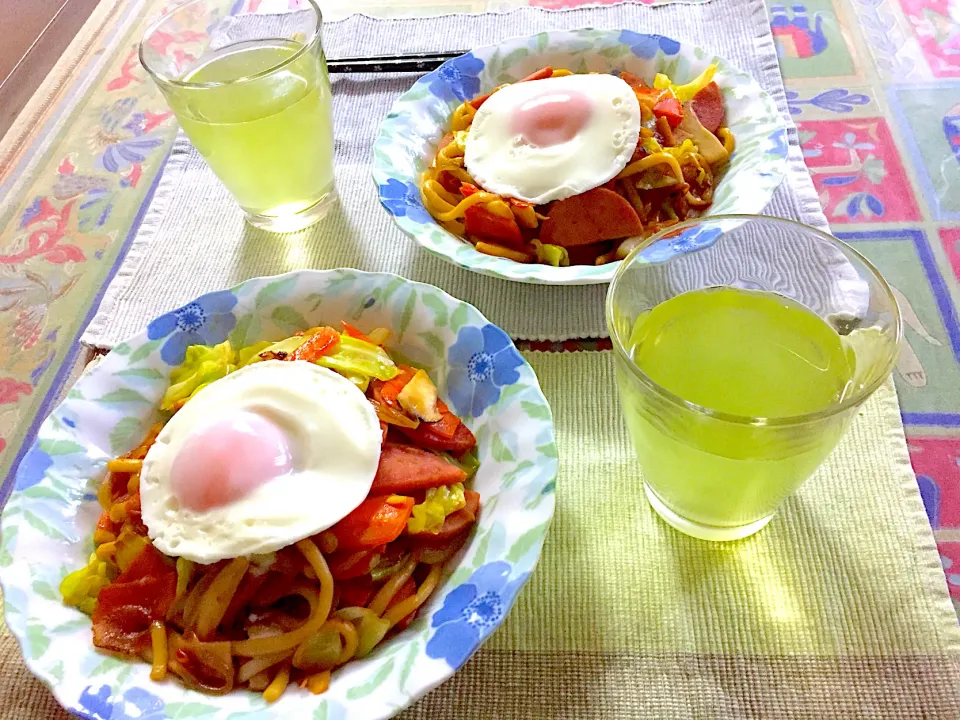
top-left (327, 51), bottom-right (465, 74)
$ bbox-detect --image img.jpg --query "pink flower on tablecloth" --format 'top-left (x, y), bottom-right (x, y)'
top-left (1, 199), bottom-right (86, 265)
top-left (0, 378), bottom-right (32, 405)
top-left (798, 119), bottom-right (920, 223)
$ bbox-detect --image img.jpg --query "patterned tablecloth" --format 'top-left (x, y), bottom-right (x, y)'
top-left (0, 0), bottom-right (959, 627)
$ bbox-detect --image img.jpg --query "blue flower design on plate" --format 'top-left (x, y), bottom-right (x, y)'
top-left (447, 324), bottom-right (524, 418)
top-left (766, 128), bottom-right (788, 158)
top-left (14, 445), bottom-right (53, 491)
top-left (426, 52), bottom-right (484, 102)
top-left (618, 30), bottom-right (681, 59)
top-left (146, 290), bottom-right (237, 365)
top-left (426, 561), bottom-right (528, 669)
top-left (77, 685), bottom-right (165, 720)
top-left (379, 178), bottom-right (432, 224)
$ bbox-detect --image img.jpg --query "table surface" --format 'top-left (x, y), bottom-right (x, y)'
top-left (0, 0), bottom-right (958, 631)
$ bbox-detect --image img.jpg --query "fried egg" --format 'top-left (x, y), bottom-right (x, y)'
top-left (464, 73), bottom-right (641, 205)
top-left (140, 360), bottom-right (381, 564)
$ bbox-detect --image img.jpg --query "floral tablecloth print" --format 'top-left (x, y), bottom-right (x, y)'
top-left (1, 0), bottom-right (960, 622)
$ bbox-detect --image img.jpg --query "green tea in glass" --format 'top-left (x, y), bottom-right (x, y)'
top-left (140, 0), bottom-right (334, 232)
top-left (606, 216), bottom-right (901, 541)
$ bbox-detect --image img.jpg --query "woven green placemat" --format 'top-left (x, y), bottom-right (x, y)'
top-left (4, 350), bottom-right (959, 718)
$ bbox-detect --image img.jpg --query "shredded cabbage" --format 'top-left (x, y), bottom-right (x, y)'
top-left (641, 137), bottom-right (663, 155)
top-left (653, 63), bottom-right (717, 103)
top-left (256, 335), bottom-right (309, 360)
top-left (60, 552), bottom-right (115, 615)
top-left (664, 138), bottom-right (699, 159)
top-left (315, 335), bottom-right (399, 382)
top-left (534, 242), bottom-right (570, 267)
top-left (237, 341), bottom-right (272, 367)
top-left (161, 340), bottom-right (236, 411)
top-left (407, 482), bottom-right (466, 535)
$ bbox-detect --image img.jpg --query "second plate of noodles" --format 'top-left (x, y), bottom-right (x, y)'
top-left (374, 29), bottom-right (789, 285)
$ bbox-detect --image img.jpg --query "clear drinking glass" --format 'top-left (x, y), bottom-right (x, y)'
top-left (140, 0), bottom-right (335, 232)
top-left (606, 216), bottom-right (902, 541)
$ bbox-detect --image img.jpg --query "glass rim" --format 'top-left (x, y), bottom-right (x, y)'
top-left (605, 214), bottom-right (904, 428)
top-left (138, 0), bottom-right (323, 90)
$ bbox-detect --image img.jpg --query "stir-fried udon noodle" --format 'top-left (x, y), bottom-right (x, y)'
top-left (61, 323), bottom-right (481, 700)
top-left (420, 65), bottom-right (735, 267)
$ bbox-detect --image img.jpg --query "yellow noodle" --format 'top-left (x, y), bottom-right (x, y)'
top-left (431, 192), bottom-right (499, 222)
top-left (618, 153), bottom-right (685, 185)
top-left (451, 102), bottom-right (476, 132)
top-left (262, 662), bottom-right (291, 703)
top-left (384, 564), bottom-right (443, 629)
top-left (718, 127), bottom-right (735, 155)
top-left (182, 570), bottom-right (218, 631)
top-left (107, 458), bottom-right (142, 473)
top-left (550, 68), bottom-right (573, 77)
top-left (231, 540), bottom-right (333, 657)
top-left (126, 474), bottom-right (140, 495)
top-left (305, 670), bottom-right (331, 695)
top-left (149, 622), bottom-right (167, 681)
top-left (684, 191), bottom-right (712, 207)
top-left (423, 178), bottom-right (461, 207)
top-left (369, 555), bottom-right (419, 617)
top-left (238, 649), bottom-right (295, 683)
top-left (195, 557), bottom-right (250, 639)
top-left (475, 242), bottom-right (532, 263)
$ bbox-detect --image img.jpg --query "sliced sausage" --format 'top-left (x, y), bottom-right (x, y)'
top-left (396, 420), bottom-right (477, 455)
top-left (540, 187), bottom-right (644, 247)
top-left (690, 81), bottom-right (725, 135)
top-left (371, 442), bottom-right (467, 494)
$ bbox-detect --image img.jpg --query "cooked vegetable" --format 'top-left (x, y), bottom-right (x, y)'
top-left (257, 335), bottom-right (309, 361)
top-left (674, 107), bottom-right (728, 165)
top-left (407, 482), bottom-right (467, 534)
top-left (534, 241), bottom-right (570, 267)
top-left (315, 335), bottom-right (399, 382)
top-left (653, 96), bottom-right (683, 128)
top-left (290, 326), bottom-right (340, 362)
top-left (654, 63), bottom-right (717, 103)
top-left (464, 204), bottom-right (524, 247)
top-left (91, 544), bottom-right (177, 654)
top-left (237, 341), bottom-right (272, 367)
top-left (414, 490), bottom-right (481, 546)
top-left (162, 340), bottom-right (235, 410)
top-left (397, 369), bottom-right (442, 422)
top-left (328, 495), bottom-right (415, 551)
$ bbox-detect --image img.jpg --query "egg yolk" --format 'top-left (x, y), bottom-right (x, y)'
top-left (170, 411), bottom-right (293, 512)
top-left (510, 88), bottom-right (593, 148)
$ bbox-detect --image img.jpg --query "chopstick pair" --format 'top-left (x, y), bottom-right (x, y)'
top-left (327, 51), bottom-right (465, 74)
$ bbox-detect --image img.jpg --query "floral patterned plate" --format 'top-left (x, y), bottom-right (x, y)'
top-left (373, 28), bottom-right (789, 285)
top-left (0, 270), bottom-right (557, 720)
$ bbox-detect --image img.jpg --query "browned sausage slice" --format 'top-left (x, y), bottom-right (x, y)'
top-left (540, 187), bottom-right (643, 247)
top-left (690, 81), bottom-right (725, 135)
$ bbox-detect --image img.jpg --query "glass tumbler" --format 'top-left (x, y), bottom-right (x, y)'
top-left (140, 0), bottom-right (335, 232)
top-left (605, 215), bottom-right (902, 541)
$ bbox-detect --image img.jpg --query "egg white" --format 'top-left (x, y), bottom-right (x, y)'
top-left (140, 360), bottom-right (381, 564)
top-left (464, 73), bottom-right (641, 205)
